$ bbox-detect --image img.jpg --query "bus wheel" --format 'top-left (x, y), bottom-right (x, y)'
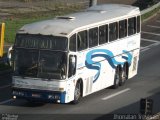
top-left (113, 67), bottom-right (120, 89)
top-left (119, 65), bottom-right (127, 86)
top-left (72, 82), bottom-right (81, 104)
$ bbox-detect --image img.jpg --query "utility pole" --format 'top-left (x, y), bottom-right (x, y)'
top-left (89, 0), bottom-right (97, 7)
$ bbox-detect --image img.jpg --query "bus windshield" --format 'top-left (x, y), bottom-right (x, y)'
top-left (13, 34), bottom-right (68, 80)
top-left (14, 49), bottom-right (67, 79)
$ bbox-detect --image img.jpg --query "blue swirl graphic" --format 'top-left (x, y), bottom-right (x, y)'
top-left (85, 49), bottom-right (132, 83)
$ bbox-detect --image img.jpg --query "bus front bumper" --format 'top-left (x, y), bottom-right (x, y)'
top-left (12, 88), bottom-right (66, 103)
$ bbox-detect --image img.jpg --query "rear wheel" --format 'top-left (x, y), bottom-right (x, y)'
top-left (119, 65), bottom-right (128, 86)
top-left (113, 67), bottom-right (120, 89)
top-left (72, 82), bottom-right (81, 104)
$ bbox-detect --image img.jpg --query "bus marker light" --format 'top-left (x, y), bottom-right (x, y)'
top-left (59, 88), bottom-right (64, 91)
top-left (13, 96), bottom-right (16, 99)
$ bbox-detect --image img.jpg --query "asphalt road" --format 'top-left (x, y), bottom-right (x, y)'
top-left (0, 12), bottom-right (160, 120)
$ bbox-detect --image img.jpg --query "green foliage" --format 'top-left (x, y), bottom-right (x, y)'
top-left (5, 18), bottom-right (39, 43)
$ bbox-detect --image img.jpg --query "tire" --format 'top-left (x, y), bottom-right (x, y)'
top-left (72, 82), bottom-right (81, 104)
top-left (119, 65), bottom-right (128, 86)
top-left (112, 67), bottom-right (120, 89)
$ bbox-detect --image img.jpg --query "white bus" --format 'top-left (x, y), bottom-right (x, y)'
top-left (12, 4), bottom-right (141, 104)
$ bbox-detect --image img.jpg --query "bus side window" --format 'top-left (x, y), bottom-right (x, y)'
top-left (77, 30), bottom-right (88, 51)
top-left (109, 22), bottom-right (118, 42)
top-left (119, 19), bottom-right (127, 39)
top-left (99, 25), bottom-right (108, 45)
top-left (89, 27), bottom-right (98, 48)
top-left (128, 17), bottom-right (136, 36)
top-left (137, 16), bottom-right (141, 33)
top-left (69, 34), bottom-right (76, 52)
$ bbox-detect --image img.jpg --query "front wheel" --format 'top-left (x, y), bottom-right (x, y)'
top-left (72, 82), bottom-right (81, 104)
top-left (112, 68), bottom-right (120, 89)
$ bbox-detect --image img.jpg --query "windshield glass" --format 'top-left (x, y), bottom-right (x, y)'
top-left (15, 34), bottom-right (68, 51)
top-left (14, 49), bottom-right (67, 79)
top-left (14, 49), bottom-right (38, 78)
top-left (38, 50), bottom-right (67, 79)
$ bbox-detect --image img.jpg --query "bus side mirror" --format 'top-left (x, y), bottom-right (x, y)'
top-left (69, 55), bottom-right (76, 77)
top-left (8, 46), bottom-right (13, 66)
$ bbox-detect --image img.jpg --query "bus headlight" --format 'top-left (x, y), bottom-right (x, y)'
top-left (13, 96), bottom-right (16, 99)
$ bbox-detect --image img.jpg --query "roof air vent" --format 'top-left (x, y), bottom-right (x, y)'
top-left (87, 9), bottom-right (106, 13)
top-left (56, 16), bottom-right (75, 20)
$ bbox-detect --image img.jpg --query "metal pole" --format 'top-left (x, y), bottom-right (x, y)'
top-left (89, 0), bottom-right (97, 7)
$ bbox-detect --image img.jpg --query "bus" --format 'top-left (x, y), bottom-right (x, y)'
top-left (12, 4), bottom-right (141, 104)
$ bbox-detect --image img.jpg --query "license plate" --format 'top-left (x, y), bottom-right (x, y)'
top-left (32, 93), bottom-right (40, 98)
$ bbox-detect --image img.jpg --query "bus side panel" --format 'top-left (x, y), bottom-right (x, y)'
top-left (76, 38), bottom-right (129, 96)
top-left (127, 34), bottom-right (141, 79)
top-left (74, 34), bottom-right (140, 98)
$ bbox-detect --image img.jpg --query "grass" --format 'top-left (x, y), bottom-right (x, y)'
top-left (5, 17), bottom-right (50, 43)
top-left (1, 3), bottom-right (84, 43)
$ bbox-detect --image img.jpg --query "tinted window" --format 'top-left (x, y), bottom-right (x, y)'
top-left (99, 25), bottom-right (108, 45)
top-left (77, 30), bottom-right (88, 51)
top-left (137, 16), bottom-right (140, 33)
top-left (69, 34), bottom-right (76, 52)
top-left (128, 17), bottom-right (136, 36)
top-left (119, 20), bottom-right (127, 38)
top-left (109, 22), bottom-right (118, 42)
top-left (89, 27), bottom-right (98, 48)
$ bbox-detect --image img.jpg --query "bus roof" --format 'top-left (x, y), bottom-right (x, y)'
top-left (18, 4), bottom-right (140, 37)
